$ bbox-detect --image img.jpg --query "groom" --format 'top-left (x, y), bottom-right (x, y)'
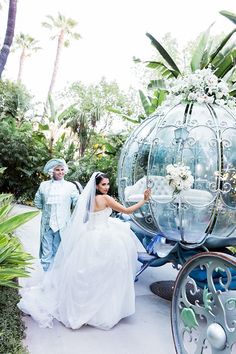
top-left (34, 158), bottom-right (80, 271)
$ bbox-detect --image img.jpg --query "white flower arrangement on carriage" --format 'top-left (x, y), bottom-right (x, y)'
top-left (165, 68), bottom-right (236, 108)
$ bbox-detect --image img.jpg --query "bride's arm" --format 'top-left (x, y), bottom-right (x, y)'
top-left (104, 189), bottom-right (151, 214)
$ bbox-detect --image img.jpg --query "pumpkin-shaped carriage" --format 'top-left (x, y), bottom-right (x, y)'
top-left (118, 102), bottom-right (236, 353)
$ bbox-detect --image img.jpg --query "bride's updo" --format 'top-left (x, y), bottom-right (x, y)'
top-left (95, 172), bottom-right (109, 195)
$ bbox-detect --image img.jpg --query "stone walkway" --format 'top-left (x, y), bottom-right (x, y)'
top-left (14, 204), bottom-right (177, 354)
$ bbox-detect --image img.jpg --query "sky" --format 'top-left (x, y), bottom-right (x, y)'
top-left (1, 0), bottom-right (236, 101)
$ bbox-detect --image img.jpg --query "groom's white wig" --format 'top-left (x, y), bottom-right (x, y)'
top-left (43, 158), bottom-right (69, 176)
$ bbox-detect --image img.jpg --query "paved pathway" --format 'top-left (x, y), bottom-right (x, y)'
top-left (14, 205), bottom-right (177, 354)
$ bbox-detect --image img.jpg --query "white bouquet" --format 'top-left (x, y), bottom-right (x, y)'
top-left (165, 163), bottom-right (194, 194)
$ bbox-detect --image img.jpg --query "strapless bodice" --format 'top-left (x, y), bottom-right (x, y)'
top-left (88, 207), bottom-right (112, 226)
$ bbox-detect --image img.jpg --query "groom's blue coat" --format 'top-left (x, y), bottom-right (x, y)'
top-left (34, 179), bottom-right (79, 258)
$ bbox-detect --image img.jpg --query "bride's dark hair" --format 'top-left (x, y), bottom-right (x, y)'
top-left (95, 172), bottom-right (109, 195)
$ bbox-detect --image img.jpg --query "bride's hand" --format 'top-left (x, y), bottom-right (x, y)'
top-left (144, 188), bottom-right (151, 202)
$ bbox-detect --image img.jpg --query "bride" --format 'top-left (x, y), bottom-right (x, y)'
top-left (18, 172), bottom-right (151, 330)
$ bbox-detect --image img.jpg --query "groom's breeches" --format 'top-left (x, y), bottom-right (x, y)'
top-left (40, 228), bottom-right (61, 271)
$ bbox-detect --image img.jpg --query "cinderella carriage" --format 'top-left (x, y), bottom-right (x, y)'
top-left (117, 102), bottom-right (236, 353)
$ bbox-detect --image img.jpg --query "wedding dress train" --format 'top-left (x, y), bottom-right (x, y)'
top-left (18, 207), bottom-right (138, 330)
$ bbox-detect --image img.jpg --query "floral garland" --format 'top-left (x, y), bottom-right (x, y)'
top-left (166, 163), bottom-right (194, 195)
top-left (165, 68), bottom-right (236, 109)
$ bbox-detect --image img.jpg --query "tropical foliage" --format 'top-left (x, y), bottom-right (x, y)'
top-left (59, 78), bottom-right (135, 157)
top-left (67, 132), bottom-right (127, 196)
top-left (0, 192), bottom-right (33, 352)
top-left (136, 12), bottom-right (236, 114)
top-left (40, 95), bottom-right (74, 156)
top-left (0, 80), bottom-right (32, 122)
top-left (0, 193), bottom-right (39, 288)
top-left (0, 118), bottom-right (50, 200)
top-left (0, 77), bottom-right (136, 200)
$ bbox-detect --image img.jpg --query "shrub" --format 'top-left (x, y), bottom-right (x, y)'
top-left (0, 120), bottom-right (50, 200)
top-left (0, 194), bottom-right (38, 353)
top-left (0, 286), bottom-right (28, 354)
top-left (0, 80), bottom-right (32, 123)
top-left (67, 133), bottom-right (127, 196)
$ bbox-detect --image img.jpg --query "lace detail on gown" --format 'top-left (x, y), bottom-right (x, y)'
top-left (18, 208), bottom-right (138, 330)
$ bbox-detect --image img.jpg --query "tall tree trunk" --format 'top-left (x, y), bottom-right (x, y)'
top-left (17, 47), bottom-right (26, 82)
top-left (47, 30), bottom-right (64, 102)
top-left (0, 0), bottom-right (17, 78)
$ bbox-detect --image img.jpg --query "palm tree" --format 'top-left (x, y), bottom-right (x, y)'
top-left (14, 33), bottom-right (41, 83)
top-left (0, 0), bottom-right (17, 78)
top-left (42, 13), bottom-right (81, 102)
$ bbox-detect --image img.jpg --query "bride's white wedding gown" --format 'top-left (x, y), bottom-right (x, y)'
top-left (18, 207), bottom-right (138, 330)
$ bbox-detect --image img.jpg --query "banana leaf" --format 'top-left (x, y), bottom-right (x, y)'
top-left (211, 52), bottom-right (224, 68)
top-left (208, 28), bottom-right (236, 65)
top-left (147, 79), bottom-right (167, 91)
top-left (146, 61), bottom-right (178, 79)
top-left (220, 10), bottom-right (236, 25)
top-left (139, 90), bottom-right (152, 116)
top-left (191, 24), bottom-right (213, 71)
top-left (214, 49), bottom-right (236, 78)
top-left (146, 32), bottom-right (181, 75)
top-left (152, 90), bottom-right (167, 107)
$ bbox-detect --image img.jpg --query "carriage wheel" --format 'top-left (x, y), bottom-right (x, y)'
top-left (171, 252), bottom-right (236, 354)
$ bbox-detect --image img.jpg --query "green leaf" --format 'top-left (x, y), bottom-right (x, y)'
top-left (48, 95), bottom-right (56, 122)
top-left (146, 32), bottom-right (181, 75)
top-left (191, 24), bottom-right (213, 71)
top-left (220, 10), bottom-right (236, 25)
top-left (153, 90), bottom-right (167, 107)
top-left (38, 123), bottom-right (49, 131)
top-left (0, 167), bottom-right (7, 175)
top-left (229, 89), bottom-right (236, 96)
top-left (147, 79), bottom-right (167, 91)
top-left (0, 194), bottom-right (13, 205)
top-left (104, 143), bottom-right (116, 153)
top-left (0, 211), bottom-right (39, 234)
top-left (208, 28), bottom-right (236, 65)
top-left (0, 204), bottom-right (13, 222)
top-left (0, 279), bottom-right (19, 288)
top-left (139, 90), bottom-right (152, 116)
top-left (214, 48), bottom-right (236, 78)
top-left (145, 61), bottom-right (178, 79)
